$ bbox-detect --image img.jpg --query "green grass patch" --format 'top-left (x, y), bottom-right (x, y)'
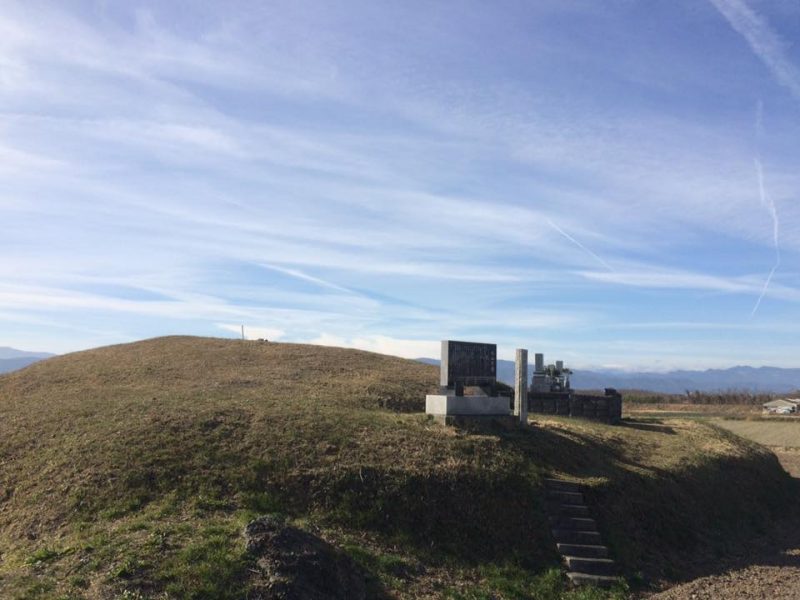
top-left (444, 565), bottom-right (628, 599)
top-left (156, 521), bottom-right (251, 600)
top-left (26, 547), bottom-right (70, 565)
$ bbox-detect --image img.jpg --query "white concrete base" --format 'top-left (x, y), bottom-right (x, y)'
top-left (425, 394), bottom-right (511, 416)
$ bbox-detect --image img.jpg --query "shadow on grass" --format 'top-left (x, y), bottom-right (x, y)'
top-left (62, 405), bottom-right (798, 597)
top-left (397, 418), bottom-right (800, 592)
top-left (618, 421), bottom-right (677, 435)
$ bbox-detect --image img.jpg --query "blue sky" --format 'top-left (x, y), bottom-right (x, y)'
top-left (1, 0), bottom-right (799, 370)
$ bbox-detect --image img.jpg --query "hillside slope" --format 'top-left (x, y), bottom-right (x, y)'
top-left (0, 336), bottom-right (794, 599)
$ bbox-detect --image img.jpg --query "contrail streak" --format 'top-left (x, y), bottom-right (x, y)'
top-left (260, 262), bottom-right (354, 294)
top-left (708, 0), bottom-right (800, 101)
top-left (751, 157), bottom-right (781, 316)
top-left (546, 218), bottom-right (614, 271)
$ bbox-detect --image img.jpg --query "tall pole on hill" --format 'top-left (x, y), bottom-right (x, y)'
top-left (241, 325), bottom-right (245, 340)
top-left (515, 349), bottom-right (528, 424)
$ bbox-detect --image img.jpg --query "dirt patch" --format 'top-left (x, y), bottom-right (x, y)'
top-left (244, 515), bottom-right (370, 600)
top-left (646, 559), bottom-right (800, 599)
top-left (644, 527), bottom-right (800, 600)
top-left (643, 445), bottom-right (800, 599)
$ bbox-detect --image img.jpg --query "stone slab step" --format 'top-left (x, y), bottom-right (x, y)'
top-left (564, 556), bottom-right (616, 576)
top-left (566, 572), bottom-right (619, 588)
top-left (551, 529), bottom-right (602, 545)
top-left (547, 503), bottom-right (590, 517)
top-left (557, 543), bottom-right (609, 558)
top-left (543, 478), bottom-right (582, 492)
top-left (546, 490), bottom-right (584, 505)
top-left (549, 516), bottom-right (597, 531)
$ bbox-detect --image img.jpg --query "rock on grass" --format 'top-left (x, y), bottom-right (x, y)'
top-left (245, 515), bottom-right (367, 600)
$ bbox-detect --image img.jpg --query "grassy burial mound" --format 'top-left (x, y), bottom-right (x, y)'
top-left (0, 336), bottom-right (794, 599)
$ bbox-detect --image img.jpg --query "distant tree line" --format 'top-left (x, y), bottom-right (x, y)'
top-left (615, 389), bottom-right (800, 405)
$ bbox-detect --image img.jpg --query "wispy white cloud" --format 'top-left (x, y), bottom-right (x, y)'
top-left (1, 2), bottom-right (800, 368)
top-left (0, 143), bottom-right (66, 174)
top-left (579, 265), bottom-right (800, 302)
top-left (308, 333), bottom-right (439, 360)
top-left (709, 0), bottom-right (800, 100)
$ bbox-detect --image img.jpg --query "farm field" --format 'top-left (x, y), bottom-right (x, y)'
top-left (625, 403), bottom-right (760, 420)
top-left (710, 419), bottom-right (800, 478)
top-left (710, 419), bottom-right (800, 449)
top-left (774, 450), bottom-right (800, 478)
top-left (627, 404), bottom-right (800, 477)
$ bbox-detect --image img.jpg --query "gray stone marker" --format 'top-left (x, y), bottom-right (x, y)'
top-left (426, 340), bottom-right (510, 421)
top-left (514, 348), bottom-right (528, 423)
top-left (439, 340), bottom-right (497, 396)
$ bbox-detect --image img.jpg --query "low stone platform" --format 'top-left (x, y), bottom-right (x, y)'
top-left (425, 394), bottom-right (511, 417)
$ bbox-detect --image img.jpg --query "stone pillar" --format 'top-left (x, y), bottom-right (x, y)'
top-left (514, 349), bottom-right (528, 423)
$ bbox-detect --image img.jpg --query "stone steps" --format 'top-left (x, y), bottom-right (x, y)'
top-left (556, 543), bottom-right (609, 558)
top-left (564, 556), bottom-right (616, 576)
top-left (548, 516), bottom-right (598, 531)
top-left (566, 572), bottom-right (620, 587)
top-left (551, 529), bottom-right (603, 546)
top-left (546, 490), bottom-right (584, 504)
top-left (544, 479), bottom-right (582, 492)
top-left (551, 529), bottom-right (603, 545)
top-left (543, 478), bottom-right (620, 588)
top-left (547, 503), bottom-right (590, 517)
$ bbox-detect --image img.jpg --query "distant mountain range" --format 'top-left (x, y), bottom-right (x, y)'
top-left (0, 347), bottom-right (55, 374)
top-left (417, 358), bottom-right (800, 394)
top-left (3, 344), bottom-right (798, 393)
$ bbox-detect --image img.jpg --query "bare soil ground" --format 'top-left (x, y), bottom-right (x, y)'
top-left (646, 555), bottom-right (800, 599)
top-left (645, 507), bottom-right (800, 600)
top-left (643, 412), bottom-right (800, 599)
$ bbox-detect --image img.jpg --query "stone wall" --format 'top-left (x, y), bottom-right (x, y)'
top-left (528, 391), bottom-right (622, 424)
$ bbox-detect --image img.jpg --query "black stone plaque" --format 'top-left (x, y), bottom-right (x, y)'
top-left (440, 340), bottom-right (497, 393)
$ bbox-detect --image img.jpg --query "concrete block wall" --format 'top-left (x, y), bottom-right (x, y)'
top-left (528, 391), bottom-right (622, 424)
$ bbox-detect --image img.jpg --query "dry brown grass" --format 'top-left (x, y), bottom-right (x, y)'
top-left (773, 449), bottom-right (800, 478)
top-left (0, 336), bottom-right (794, 599)
top-left (626, 403), bottom-right (761, 419)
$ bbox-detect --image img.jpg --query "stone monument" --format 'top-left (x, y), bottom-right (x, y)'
top-left (425, 340), bottom-right (511, 422)
top-left (514, 348), bottom-right (528, 424)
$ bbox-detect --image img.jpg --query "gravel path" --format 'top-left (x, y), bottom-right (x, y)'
top-left (647, 555), bottom-right (800, 599)
top-left (646, 449), bottom-right (800, 599)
